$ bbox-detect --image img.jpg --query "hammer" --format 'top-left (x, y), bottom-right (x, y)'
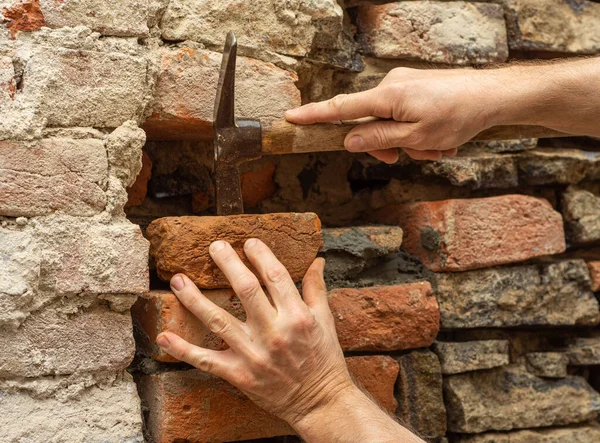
top-left (214, 32), bottom-right (568, 216)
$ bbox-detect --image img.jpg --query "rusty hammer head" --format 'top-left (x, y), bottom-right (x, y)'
top-left (213, 32), bottom-right (263, 216)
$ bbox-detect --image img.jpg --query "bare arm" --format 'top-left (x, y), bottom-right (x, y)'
top-left (156, 240), bottom-right (423, 443)
top-left (285, 57), bottom-right (600, 163)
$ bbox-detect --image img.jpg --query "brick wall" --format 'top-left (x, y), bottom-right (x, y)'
top-left (2, 0), bottom-right (600, 442)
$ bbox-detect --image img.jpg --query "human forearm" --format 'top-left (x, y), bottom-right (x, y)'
top-left (291, 385), bottom-right (424, 443)
top-left (485, 57), bottom-right (600, 137)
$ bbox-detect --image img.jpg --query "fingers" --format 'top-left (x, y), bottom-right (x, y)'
top-left (156, 331), bottom-right (233, 379)
top-left (243, 238), bottom-right (303, 311)
top-left (208, 241), bottom-right (276, 323)
top-left (368, 148), bottom-right (400, 164)
top-left (402, 148), bottom-right (443, 161)
top-left (301, 258), bottom-right (330, 315)
top-left (284, 90), bottom-right (388, 124)
top-left (170, 274), bottom-right (249, 351)
top-left (344, 121), bottom-right (421, 153)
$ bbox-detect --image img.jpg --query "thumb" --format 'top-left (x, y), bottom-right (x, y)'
top-left (345, 121), bottom-right (421, 152)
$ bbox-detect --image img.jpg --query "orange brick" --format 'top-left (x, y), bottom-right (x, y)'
top-left (146, 213), bottom-right (323, 288)
top-left (3, 0), bottom-right (46, 38)
top-left (125, 151), bottom-right (152, 208)
top-left (373, 195), bottom-right (565, 272)
top-left (139, 356), bottom-right (398, 442)
top-left (587, 261), bottom-right (600, 292)
top-left (241, 162), bottom-right (277, 208)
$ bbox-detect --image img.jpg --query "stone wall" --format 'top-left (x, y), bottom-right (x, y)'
top-left (1, 0), bottom-right (600, 442)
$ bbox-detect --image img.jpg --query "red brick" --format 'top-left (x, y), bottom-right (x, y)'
top-left (373, 195), bottom-right (565, 272)
top-left (131, 289), bottom-right (245, 363)
top-left (329, 282), bottom-right (439, 351)
top-left (126, 151), bottom-right (152, 208)
top-left (2, 0), bottom-right (45, 38)
top-left (146, 213), bottom-right (322, 288)
top-left (587, 261), bottom-right (600, 292)
top-left (139, 356), bottom-right (398, 442)
top-left (143, 47), bottom-right (299, 141)
top-left (241, 162), bottom-right (277, 208)
top-left (191, 190), bottom-right (212, 214)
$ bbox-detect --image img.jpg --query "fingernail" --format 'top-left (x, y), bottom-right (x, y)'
top-left (245, 238), bottom-right (258, 249)
top-left (346, 135), bottom-right (366, 152)
top-left (210, 240), bottom-right (226, 253)
top-left (156, 334), bottom-right (170, 348)
top-left (171, 275), bottom-right (184, 291)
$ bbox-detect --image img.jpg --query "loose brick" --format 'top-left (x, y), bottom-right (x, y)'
top-left (587, 261), bottom-right (600, 292)
top-left (0, 373), bottom-right (143, 442)
top-left (503, 0), bottom-right (600, 54)
top-left (455, 423), bottom-right (600, 443)
top-left (0, 137), bottom-right (108, 217)
top-left (132, 289), bottom-right (244, 362)
top-left (159, 0), bottom-right (344, 57)
top-left (241, 162), bottom-right (277, 208)
top-left (432, 340), bottom-right (510, 375)
top-left (143, 47), bottom-right (300, 140)
top-left (39, 0), bottom-right (150, 37)
top-left (357, 1), bottom-right (508, 65)
top-left (139, 355), bottom-right (398, 442)
top-left (329, 282), bottom-right (439, 351)
top-left (395, 349), bottom-right (447, 440)
top-left (146, 213), bottom-right (322, 289)
top-left (374, 195), bottom-right (566, 272)
top-left (23, 48), bottom-right (149, 128)
top-left (0, 297), bottom-right (135, 377)
top-left (445, 365), bottom-right (600, 433)
top-left (126, 150), bottom-right (152, 208)
top-left (435, 260), bottom-right (600, 328)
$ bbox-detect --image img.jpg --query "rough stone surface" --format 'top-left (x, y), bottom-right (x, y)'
top-left (455, 423), bottom-right (600, 443)
top-left (144, 47), bottom-right (300, 140)
top-left (375, 195), bottom-right (566, 272)
top-left (160, 0), bottom-right (344, 57)
top-left (586, 261), bottom-right (600, 292)
top-left (0, 295), bottom-right (136, 377)
top-left (329, 282), bottom-right (439, 351)
top-left (525, 352), bottom-right (568, 378)
top-left (0, 372), bottom-right (143, 442)
top-left (432, 340), bottom-right (510, 375)
top-left (39, 0), bottom-right (151, 37)
top-left (132, 289), bottom-right (244, 362)
top-left (503, 0), bottom-right (600, 54)
top-left (140, 356), bottom-right (398, 442)
top-left (562, 185), bottom-right (600, 245)
top-left (564, 338), bottom-right (600, 366)
top-left (517, 148), bottom-right (600, 186)
top-left (146, 213), bottom-right (322, 288)
top-left (395, 349), bottom-right (447, 440)
top-left (357, 1), bottom-right (508, 65)
top-left (444, 365), bottom-right (600, 433)
top-left (0, 137), bottom-right (107, 216)
top-left (435, 260), bottom-right (600, 328)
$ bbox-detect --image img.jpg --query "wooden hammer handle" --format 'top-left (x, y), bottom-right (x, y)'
top-left (261, 119), bottom-right (569, 155)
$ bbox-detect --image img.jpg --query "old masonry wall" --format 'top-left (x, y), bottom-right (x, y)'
top-left (1, 0), bottom-right (600, 442)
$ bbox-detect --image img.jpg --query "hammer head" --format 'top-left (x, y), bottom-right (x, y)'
top-left (213, 32), bottom-right (262, 215)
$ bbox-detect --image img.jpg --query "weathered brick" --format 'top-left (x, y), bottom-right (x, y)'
top-left (126, 150), bottom-right (152, 208)
top-left (435, 260), bottom-right (600, 328)
top-left (159, 0), bottom-right (344, 57)
top-left (518, 148), bottom-right (600, 186)
top-left (146, 213), bottom-right (322, 289)
top-left (374, 195), bottom-right (565, 272)
top-left (455, 423), bottom-right (600, 443)
top-left (587, 260), bottom-right (600, 291)
top-left (0, 137), bottom-right (107, 217)
top-left (23, 47), bottom-right (149, 128)
top-left (0, 373), bottom-right (143, 442)
top-left (240, 162), bottom-right (277, 208)
top-left (563, 337), bottom-right (600, 366)
top-left (503, 0), bottom-right (600, 54)
top-left (357, 1), bottom-right (508, 65)
top-left (0, 296), bottom-right (136, 377)
top-left (38, 0), bottom-right (150, 37)
top-left (432, 340), bottom-right (510, 375)
top-left (562, 185), bottom-right (600, 245)
top-left (2, 0), bottom-right (45, 38)
top-left (143, 47), bottom-right (300, 140)
top-left (329, 282), bottom-right (439, 351)
top-left (139, 356), bottom-right (398, 442)
top-left (525, 352), bottom-right (568, 378)
top-left (445, 365), bottom-right (600, 433)
top-left (395, 349), bottom-right (446, 440)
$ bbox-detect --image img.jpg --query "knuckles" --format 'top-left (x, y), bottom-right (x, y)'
top-left (236, 274), bottom-right (261, 300)
top-left (328, 94), bottom-right (349, 113)
top-left (206, 311), bottom-right (230, 335)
